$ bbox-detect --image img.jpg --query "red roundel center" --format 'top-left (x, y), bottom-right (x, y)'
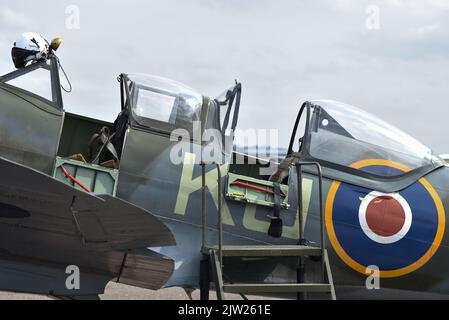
top-left (365, 196), bottom-right (406, 237)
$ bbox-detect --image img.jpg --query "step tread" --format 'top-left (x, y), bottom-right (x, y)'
top-left (205, 245), bottom-right (322, 257)
top-left (223, 283), bottom-right (332, 293)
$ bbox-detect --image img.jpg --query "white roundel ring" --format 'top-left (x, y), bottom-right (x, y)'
top-left (358, 191), bottom-right (412, 244)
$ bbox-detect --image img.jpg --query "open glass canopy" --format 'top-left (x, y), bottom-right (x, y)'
top-left (289, 100), bottom-right (444, 192)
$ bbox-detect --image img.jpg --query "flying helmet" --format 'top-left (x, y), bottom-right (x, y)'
top-left (11, 32), bottom-right (50, 69)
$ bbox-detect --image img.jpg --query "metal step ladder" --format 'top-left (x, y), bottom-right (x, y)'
top-left (199, 162), bottom-right (336, 300)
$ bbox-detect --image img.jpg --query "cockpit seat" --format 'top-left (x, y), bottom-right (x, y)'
top-left (84, 109), bottom-right (129, 170)
top-left (87, 126), bottom-right (119, 168)
top-left (65, 153), bottom-right (87, 163)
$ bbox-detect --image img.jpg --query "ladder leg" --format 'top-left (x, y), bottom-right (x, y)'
top-left (200, 257), bottom-right (210, 300)
top-left (324, 251), bottom-right (337, 300)
top-left (296, 256), bottom-right (306, 300)
top-left (211, 250), bottom-right (225, 300)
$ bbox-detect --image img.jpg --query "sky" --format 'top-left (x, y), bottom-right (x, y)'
top-left (0, 0), bottom-right (448, 154)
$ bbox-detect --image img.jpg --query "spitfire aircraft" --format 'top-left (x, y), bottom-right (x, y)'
top-left (0, 34), bottom-right (448, 300)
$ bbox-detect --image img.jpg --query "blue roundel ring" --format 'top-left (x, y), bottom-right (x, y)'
top-left (325, 159), bottom-right (445, 278)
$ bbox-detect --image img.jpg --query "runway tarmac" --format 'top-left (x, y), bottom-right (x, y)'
top-left (0, 282), bottom-right (261, 300)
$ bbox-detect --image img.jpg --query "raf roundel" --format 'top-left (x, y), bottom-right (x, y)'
top-left (325, 159), bottom-right (445, 278)
top-left (359, 191), bottom-right (412, 245)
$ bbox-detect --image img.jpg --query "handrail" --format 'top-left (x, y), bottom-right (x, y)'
top-left (200, 162), bottom-right (224, 268)
top-left (201, 162), bottom-right (207, 249)
top-left (201, 160), bottom-right (326, 279)
top-left (294, 162), bottom-right (326, 280)
top-left (216, 163), bottom-right (223, 268)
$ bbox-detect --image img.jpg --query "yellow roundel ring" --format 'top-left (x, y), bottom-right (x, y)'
top-left (325, 159), bottom-right (445, 278)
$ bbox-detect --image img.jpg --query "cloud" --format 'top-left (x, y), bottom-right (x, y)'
top-left (0, 0), bottom-right (447, 154)
top-left (412, 23), bottom-right (441, 36)
top-left (0, 6), bottom-right (35, 30)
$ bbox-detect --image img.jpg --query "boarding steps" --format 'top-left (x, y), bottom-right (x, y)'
top-left (199, 162), bottom-right (336, 300)
top-left (203, 245), bottom-right (335, 300)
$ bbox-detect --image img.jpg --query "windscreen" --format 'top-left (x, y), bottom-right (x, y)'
top-left (128, 74), bottom-right (202, 135)
top-left (308, 100), bottom-right (441, 176)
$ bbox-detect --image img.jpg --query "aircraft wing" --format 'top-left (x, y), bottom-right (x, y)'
top-left (72, 194), bottom-right (176, 251)
top-left (0, 156), bottom-right (176, 295)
